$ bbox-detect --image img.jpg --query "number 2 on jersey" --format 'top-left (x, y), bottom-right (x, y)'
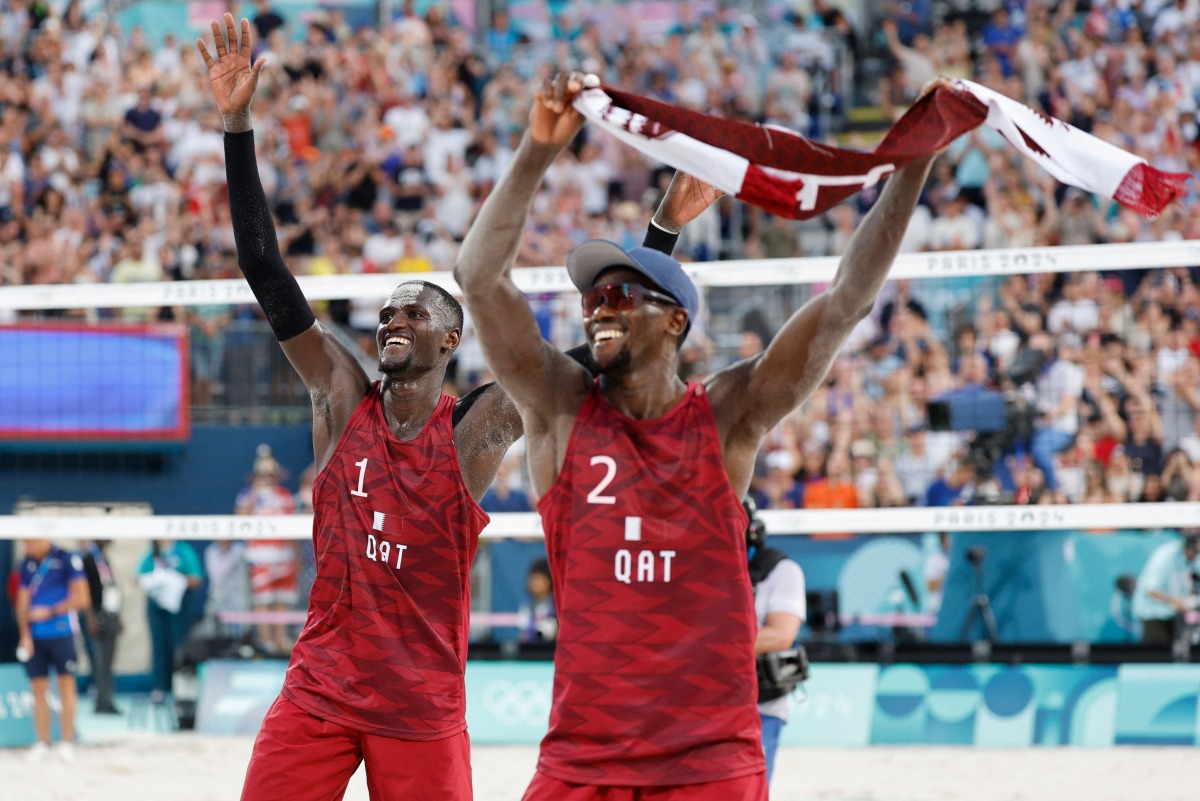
top-left (587, 455), bottom-right (617, 504)
top-left (351, 458), bottom-right (369, 498)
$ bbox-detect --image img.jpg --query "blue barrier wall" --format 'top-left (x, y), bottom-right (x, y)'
top-left (0, 664), bottom-right (60, 746)
top-left (170, 660), bottom-right (1200, 747)
top-left (5, 660), bottom-right (1196, 747)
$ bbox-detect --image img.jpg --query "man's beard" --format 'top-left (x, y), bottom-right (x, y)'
top-left (377, 351), bottom-right (413, 375)
top-left (597, 344), bottom-right (632, 378)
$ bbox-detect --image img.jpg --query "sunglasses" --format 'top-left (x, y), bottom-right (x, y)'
top-left (581, 283), bottom-right (679, 315)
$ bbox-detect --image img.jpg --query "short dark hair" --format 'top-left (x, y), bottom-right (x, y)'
top-left (400, 280), bottom-right (463, 332)
top-left (528, 558), bottom-right (552, 582)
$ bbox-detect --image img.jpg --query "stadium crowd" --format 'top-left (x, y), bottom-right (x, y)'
top-left (1, 0), bottom-right (1200, 511)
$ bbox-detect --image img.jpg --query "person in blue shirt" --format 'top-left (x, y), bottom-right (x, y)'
top-left (137, 540), bottom-right (204, 701)
top-left (16, 539), bottom-right (90, 764)
top-left (480, 451), bottom-right (534, 513)
top-left (925, 457), bottom-right (977, 507)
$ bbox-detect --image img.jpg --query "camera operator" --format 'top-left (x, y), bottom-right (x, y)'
top-left (1133, 529), bottom-right (1200, 645)
top-left (744, 497), bottom-right (807, 786)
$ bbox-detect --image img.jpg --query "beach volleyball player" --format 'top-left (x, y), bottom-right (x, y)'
top-left (455, 72), bottom-right (943, 798)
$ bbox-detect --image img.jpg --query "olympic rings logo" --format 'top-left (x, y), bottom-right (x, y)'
top-left (481, 680), bottom-right (551, 727)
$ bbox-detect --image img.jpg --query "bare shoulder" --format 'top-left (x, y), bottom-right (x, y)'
top-left (454, 382), bottom-right (521, 451)
top-left (703, 358), bottom-right (757, 429)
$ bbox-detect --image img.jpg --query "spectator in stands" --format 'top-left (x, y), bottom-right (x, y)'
top-left (882, 18), bottom-right (935, 112)
top-left (757, 450), bottom-right (805, 510)
top-left (894, 424), bottom-right (938, 504)
top-left (517, 558), bottom-right (557, 644)
top-left (1047, 274), bottom-right (1100, 334)
top-left (1031, 332), bottom-right (1084, 493)
top-left (982, 6), bottom-right (1022, 77)
top-left (1119, 393), bottom-right (1165, 480)
top-left (805, 448), bottom-right (860, 512)
top-left (929, 190), bottom-right (982, 251)
top-left (925, 456), bottom-right (977, 507)
top-left (1160, 352), bottom-right (1200, 452)
top-left (252, 0), bottom-right (286, 44)
top-left (122, 84), bottom-right (164, 153)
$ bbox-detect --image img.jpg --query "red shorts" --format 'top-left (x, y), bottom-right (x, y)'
top-left (241, 696), bottom-right (471, 801)
top-left (522, 771), bottom-right (767, 801)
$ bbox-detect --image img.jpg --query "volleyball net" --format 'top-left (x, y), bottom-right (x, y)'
top-left (2, 241), bottom-right (1199, 643)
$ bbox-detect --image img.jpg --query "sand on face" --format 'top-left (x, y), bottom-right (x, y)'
top-left (3, 735), bottom-right (1198, 801)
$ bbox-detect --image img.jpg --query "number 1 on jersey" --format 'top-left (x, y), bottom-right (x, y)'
top-left (351, 458), bottom-right (369, 498)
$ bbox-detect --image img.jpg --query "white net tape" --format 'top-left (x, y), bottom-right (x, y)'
top-left (0, 240), bottom-right (1196, 310)
top-left (0, 502), bottom-right (1198, 541)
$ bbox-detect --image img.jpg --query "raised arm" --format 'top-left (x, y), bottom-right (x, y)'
top-left (709, 152), bottom-right (938, 494)
top-left (453, 73), bottom-right (593, 494)
top-left (199, 14), bottom-right (369, 467)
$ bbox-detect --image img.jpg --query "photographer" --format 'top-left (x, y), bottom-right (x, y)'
top-left (1133, 529), bottom-right (1200, 645)
top-left (745, 497), bottom-right (807, 785)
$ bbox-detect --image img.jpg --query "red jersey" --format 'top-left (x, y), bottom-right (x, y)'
top-left (536, 381), bottom-right (764, 786)
top-left (282, 384), bottom-right (488, 740)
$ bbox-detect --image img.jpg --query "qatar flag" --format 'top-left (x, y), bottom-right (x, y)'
top-left (572, 79), bottom-right (1188, 219)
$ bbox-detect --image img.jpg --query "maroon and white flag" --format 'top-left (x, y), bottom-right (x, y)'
top-left (573, 79), bottom-right (1189, 219)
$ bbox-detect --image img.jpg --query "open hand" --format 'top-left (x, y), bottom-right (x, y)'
top-left (529, 71), bottom-right (592, 148)
top-left (197, 14), bottom-right (266, 129)
top-left (654, 172), bottom-right (725, 233)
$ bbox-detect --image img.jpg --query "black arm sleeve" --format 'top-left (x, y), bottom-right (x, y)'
top-left (564, 343), bottom-right (598, 377)
top-left (224, 130), bottom-right (315, 342)
top-left (452, 382), bottom-right (492, 428)
top-left (642, 219), bottom-right (679, 255)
